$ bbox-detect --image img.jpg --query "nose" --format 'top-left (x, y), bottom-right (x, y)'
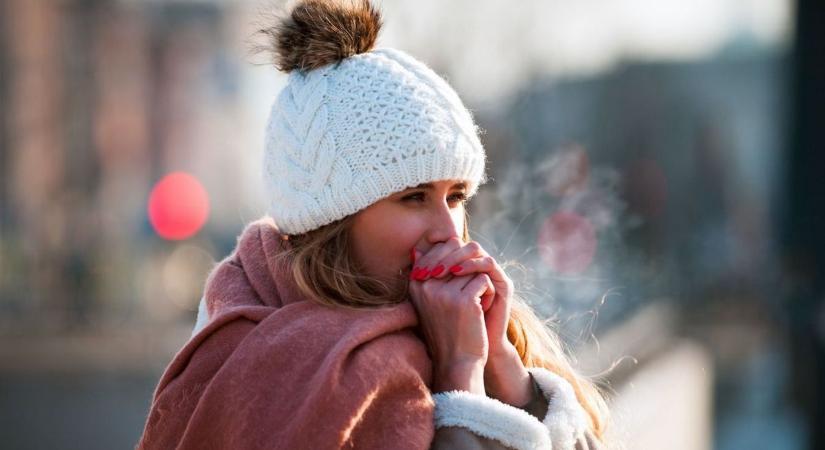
top-left (424, 200), bottom-right (463, 245)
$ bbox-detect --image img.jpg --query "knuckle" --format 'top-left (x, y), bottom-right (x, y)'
top-left (422, 282), bottom-right (440, 297)
top-left (472, 273), bottom-right (490, 285)
top-left (424, 280), bottom-right (450, 301)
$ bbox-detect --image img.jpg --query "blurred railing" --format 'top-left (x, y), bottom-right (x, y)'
top-left (578, 303), bottom-right (714, 450)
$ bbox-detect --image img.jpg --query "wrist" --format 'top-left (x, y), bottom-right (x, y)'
top-left (484, 346), bottom-right (532, 407)
top-left (434, 360), bottom-right (486, 395)
top-left (488, 338), bottom-right (519, 361)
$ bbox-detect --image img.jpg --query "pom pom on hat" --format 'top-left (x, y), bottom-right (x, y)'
top-left (262, 0), bottom-right (382, 72)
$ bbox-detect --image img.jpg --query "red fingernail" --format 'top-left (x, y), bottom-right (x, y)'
top-left (416, 268), bottom-right (429, 280)
top-left (449, 265), bottom-right (462, 274)
top-left (430, 265), bottom-right (444, 277)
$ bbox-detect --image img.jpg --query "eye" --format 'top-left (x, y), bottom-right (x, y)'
top-left (401, 192), bottom-right (467, 204)
top-left (450, 192), bottom-right (467, 203)
top-left (401, 192), bottom-right (426, 202)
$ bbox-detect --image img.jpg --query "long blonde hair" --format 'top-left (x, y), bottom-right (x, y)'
top-left (276, 213), bottom-right (611, 442)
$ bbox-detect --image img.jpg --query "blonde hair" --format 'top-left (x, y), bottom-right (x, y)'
top-left (276, 213), bottom-right (611, 442)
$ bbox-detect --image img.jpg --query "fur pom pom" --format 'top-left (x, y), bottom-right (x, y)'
top-left (263, 0), bottom-right (382, 72)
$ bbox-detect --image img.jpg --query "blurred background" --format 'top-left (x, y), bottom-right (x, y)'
top-left (1, 0), bottom-right (823, 448)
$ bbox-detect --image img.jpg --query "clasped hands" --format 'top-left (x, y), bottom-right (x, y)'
top-left (407, 237), bottom-right (533, 408)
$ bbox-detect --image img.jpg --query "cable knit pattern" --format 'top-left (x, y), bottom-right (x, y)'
top-left (263, 47), bottom-right (487, 234)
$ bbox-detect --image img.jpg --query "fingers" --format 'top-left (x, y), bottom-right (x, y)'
top-left (414, 240), bottom-right (486, 281)
top-left (450, 255), bottom-right (497, 278)
top-left (413, 272), bottom-right (494, 310)
top-left (459, 273), bottom-right (494, 309)
top-left (411, 237), bottom-right (462, 280)
top-left (410, 271), bottom-right (471, 309)
top-left (453, 255), bottom-right (513, 292)
top-left (409, 239), bottom-right (499, 314)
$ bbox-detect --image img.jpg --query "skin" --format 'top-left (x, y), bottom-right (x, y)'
top-left (350, 179), bottom-right (533, 407)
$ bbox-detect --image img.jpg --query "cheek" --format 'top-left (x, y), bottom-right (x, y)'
top-left (351, 211), bottom-right (423, 277)
top-left (378, 228), bottom-right (420, 269)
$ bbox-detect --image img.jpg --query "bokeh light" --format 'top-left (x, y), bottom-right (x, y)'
top-left (538, 211), bottom-right (598, 274)
top-left (162, 244), bottom-right (215, 312)
top-left (147, 172), bottom-right (210, 240)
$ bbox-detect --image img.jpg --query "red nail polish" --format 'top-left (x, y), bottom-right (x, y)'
top-left (416, 268), bottom-right (429, 280)
top-left (430, 265), bottom-right (444, 276)
top-left (449, 265), bottom-right (462, 274)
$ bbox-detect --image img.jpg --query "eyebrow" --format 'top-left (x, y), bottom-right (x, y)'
top-left (409, 182), bottom-right (467, 190)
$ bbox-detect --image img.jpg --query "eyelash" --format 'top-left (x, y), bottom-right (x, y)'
top-left (402, 192), bottom-right (468, 205)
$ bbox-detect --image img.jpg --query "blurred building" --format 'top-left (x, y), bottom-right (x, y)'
top-left (1, 0), bottom-right (260, 335)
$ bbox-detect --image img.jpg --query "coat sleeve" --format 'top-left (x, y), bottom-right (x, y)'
top-left (429, 369), bottom-right (606, 450)
top-left (431, 427), bottom-right (517, 450)
top-left (575, 430), bottom-right (606, 450)
top-left (429, 372), bottom-right (551, 450)
top-left (431, 425), bottom-right (605, 450)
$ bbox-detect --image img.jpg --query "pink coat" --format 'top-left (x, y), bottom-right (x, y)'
top-left (137, 218), bottom-right (436, 449)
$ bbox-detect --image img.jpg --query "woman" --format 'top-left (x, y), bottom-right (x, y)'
top-left (138, 1), bottom-right (610, 448)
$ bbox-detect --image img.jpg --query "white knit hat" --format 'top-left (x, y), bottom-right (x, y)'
top-left (262, 0), bottom-right (486, 234)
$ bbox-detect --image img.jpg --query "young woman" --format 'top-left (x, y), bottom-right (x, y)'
top-left (138, 1), bottom-right (611, 448)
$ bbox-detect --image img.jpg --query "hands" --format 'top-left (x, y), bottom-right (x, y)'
top-left (408, 239), bottom-right (533, 407)
top-left (407, 242), bottom-right (491, 395)
top-left (409, 238), bottom-right (512, 354)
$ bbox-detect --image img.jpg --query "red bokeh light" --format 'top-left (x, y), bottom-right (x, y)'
top-left (147, 172), bottom-right (209, 240)
top-left (537, 211), bottom-right (597, 275)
